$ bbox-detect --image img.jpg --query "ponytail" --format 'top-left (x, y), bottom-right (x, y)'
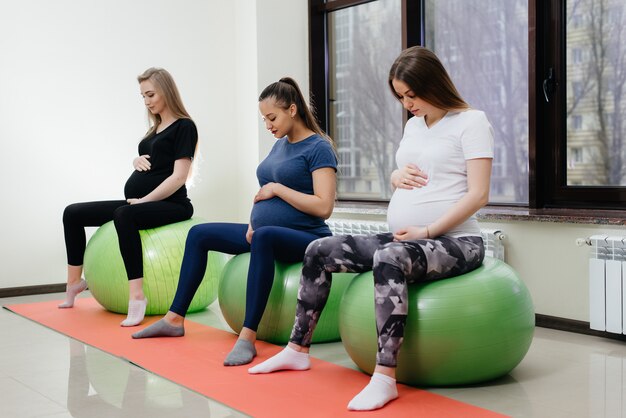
top-left (259, 77), bottom-right (336, 150)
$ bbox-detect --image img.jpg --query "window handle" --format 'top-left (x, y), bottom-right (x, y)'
top-left (543, 67), bottom-right (556, 102)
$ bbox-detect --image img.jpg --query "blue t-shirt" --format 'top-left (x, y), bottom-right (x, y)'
top-left (250, 134), bottom-right (337, 236)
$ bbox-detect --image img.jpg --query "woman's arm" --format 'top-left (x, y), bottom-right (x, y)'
top-left (393, 158), bottom-right (492, 241)
top-left (253, 167), bottom-right (337, 219)
top-left (127, 158), bottom-right (192, 204)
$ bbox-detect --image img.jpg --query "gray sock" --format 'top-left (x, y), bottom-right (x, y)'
top-left (224, 339), bottom-right (257, 366)
top-left (131, 319), bottom-right (184, 339)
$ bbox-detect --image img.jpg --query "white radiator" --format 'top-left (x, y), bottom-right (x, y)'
top-left (326, 220), bottom-right (506, 261)
top-left (588, 235), bottom-right (626, 334)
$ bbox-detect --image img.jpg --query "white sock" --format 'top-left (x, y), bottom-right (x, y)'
top-left (248, 346), bottom-right (311, 374)
top-left (120, 298), bottom-right (147, 327)
top-left (347, 372), bottom-right (398, 411)
top-left (58, 279), bottom-right (87, 308)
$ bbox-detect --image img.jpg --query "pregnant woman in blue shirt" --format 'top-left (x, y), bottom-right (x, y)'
top-left (61, 68), bottom-right (198, 328)
top-left (132, 77), bottom-right (338, 368)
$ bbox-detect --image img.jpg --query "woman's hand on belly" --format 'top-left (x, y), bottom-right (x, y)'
top-left (127, 198), bottom-right (145, 205)
top-left (254, 183), bottom-right (278, 202)
top-left (133, 155), bottom-right (151, 172)
top-left (393, 225), bottom-right (429, 241)
top-left (391, 164), bottom-right (429, 190)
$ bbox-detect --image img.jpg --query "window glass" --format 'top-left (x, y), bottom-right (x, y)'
top-left (424, 0), bottom-right (529, 204)
top-left (566, 0), bottom-right (626, 186)
top-left (329, 0), bottom-right (403, 200)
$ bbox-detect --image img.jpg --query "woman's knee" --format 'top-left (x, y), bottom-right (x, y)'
top-left (304, 235), bottom-right (342, 259)
top-left (251, 226), bottom-right (280, 243)
top-left (300, 236), bottom-right (348, 274)
top-left (112, 205), bottom-right (134, 228)
top-left (185, 224), bottom-right (210, 248)
top-left (62, 203), bottom-right (83, 224)
top-left (373, 244), bottom-right (411, 273)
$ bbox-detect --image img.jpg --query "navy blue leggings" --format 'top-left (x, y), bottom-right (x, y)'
top-left (169, 223), bottom-right (325, 331)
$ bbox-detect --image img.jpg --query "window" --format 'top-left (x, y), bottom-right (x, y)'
top-left (571, 115), bottom-right (583, 130)
top-left (537, 0), bottom-right (626, 207)
top-left (327, 0), bottom-right (403, 200)
top-left (572, 81), bottom-right (583, 101)
top-left (424, 0), bottom-right (529, 204)
top-left (311, 0), bottom-right (626, 209)
top-left (570, 147), bottom-right (583, 163)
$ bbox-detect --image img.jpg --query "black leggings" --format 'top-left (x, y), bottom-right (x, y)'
top-left (63, 200), bottom-right (193, 280)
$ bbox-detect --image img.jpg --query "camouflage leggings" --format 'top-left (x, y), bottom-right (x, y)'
top-left (289, 233), bottom-right (484, 367)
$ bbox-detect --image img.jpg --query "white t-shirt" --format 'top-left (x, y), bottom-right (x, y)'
top-left (386, 109), bottom-right (494, 237)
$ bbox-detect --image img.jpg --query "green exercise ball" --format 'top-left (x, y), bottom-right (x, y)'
top-left (84, 218), bottom-right (229, 315)
top-left (339, 257), bottom-right (535, 387)
top-left (218, 253), bottom-right (358, 344)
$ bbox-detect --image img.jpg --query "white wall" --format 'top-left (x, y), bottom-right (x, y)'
top-left (255, 0), bottom-right (311, 161)
top-left (0, 0), bottom-right (245, 287)
top-left (0, 0), bottom-right (310, 288)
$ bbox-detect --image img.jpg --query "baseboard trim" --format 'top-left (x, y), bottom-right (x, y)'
top-left (535, 314), bottom-right (626, 341)
top-left (0, 283), bottom-right (66, 299)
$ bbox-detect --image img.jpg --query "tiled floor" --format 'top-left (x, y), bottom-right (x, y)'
top-left (1, 292), bottom-right (625, 418)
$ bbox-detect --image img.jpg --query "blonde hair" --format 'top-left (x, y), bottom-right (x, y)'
top-left (137, 67), bottom-right (192, 138)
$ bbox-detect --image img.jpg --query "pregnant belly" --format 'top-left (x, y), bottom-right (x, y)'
top-left (250, 198), bottom-right (305, 230)
top-left (386, 189), bottom-right (454, 233)
top-left (123, 171), bottom-right (165, 199)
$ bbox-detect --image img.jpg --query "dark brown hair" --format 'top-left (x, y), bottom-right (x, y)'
top-left (388, 46), bottom-right (469, 110)
top-left (259, 77), bottom-right (335, 149)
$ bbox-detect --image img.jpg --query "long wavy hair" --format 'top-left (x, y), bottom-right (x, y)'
top-left (137, 67), bottom-right (192, 138)
top-left (258, 77), bottom-right (335, 149)
top-left (388, 46), bottom-right (469, 111)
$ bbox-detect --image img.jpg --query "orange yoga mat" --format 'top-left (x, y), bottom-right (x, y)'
top-left (5, 298), bottom-right (508, 418)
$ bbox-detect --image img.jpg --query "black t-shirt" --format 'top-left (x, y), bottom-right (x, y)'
top-left (124, 118), bottom-right (197, 204)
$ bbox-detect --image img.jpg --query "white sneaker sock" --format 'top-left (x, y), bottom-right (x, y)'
top-left (347, 372), bottom-right (398, 411)
top-left (58, 279), bottom-right (87, 308)
top-left (248, 346), bottom-right (311, 374)
top-left (120, 298), bottom-right (147, 327)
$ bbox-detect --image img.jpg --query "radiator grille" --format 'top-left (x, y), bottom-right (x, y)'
top-left (326, 220), bottom-right (505, 261)
top-left (327, 220), bottom-right (389, 235)
top-left (589, 235), bottom-right (626, 334)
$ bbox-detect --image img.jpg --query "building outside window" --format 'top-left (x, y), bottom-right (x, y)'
top-left (566, 0), bottom-right (626, 187)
